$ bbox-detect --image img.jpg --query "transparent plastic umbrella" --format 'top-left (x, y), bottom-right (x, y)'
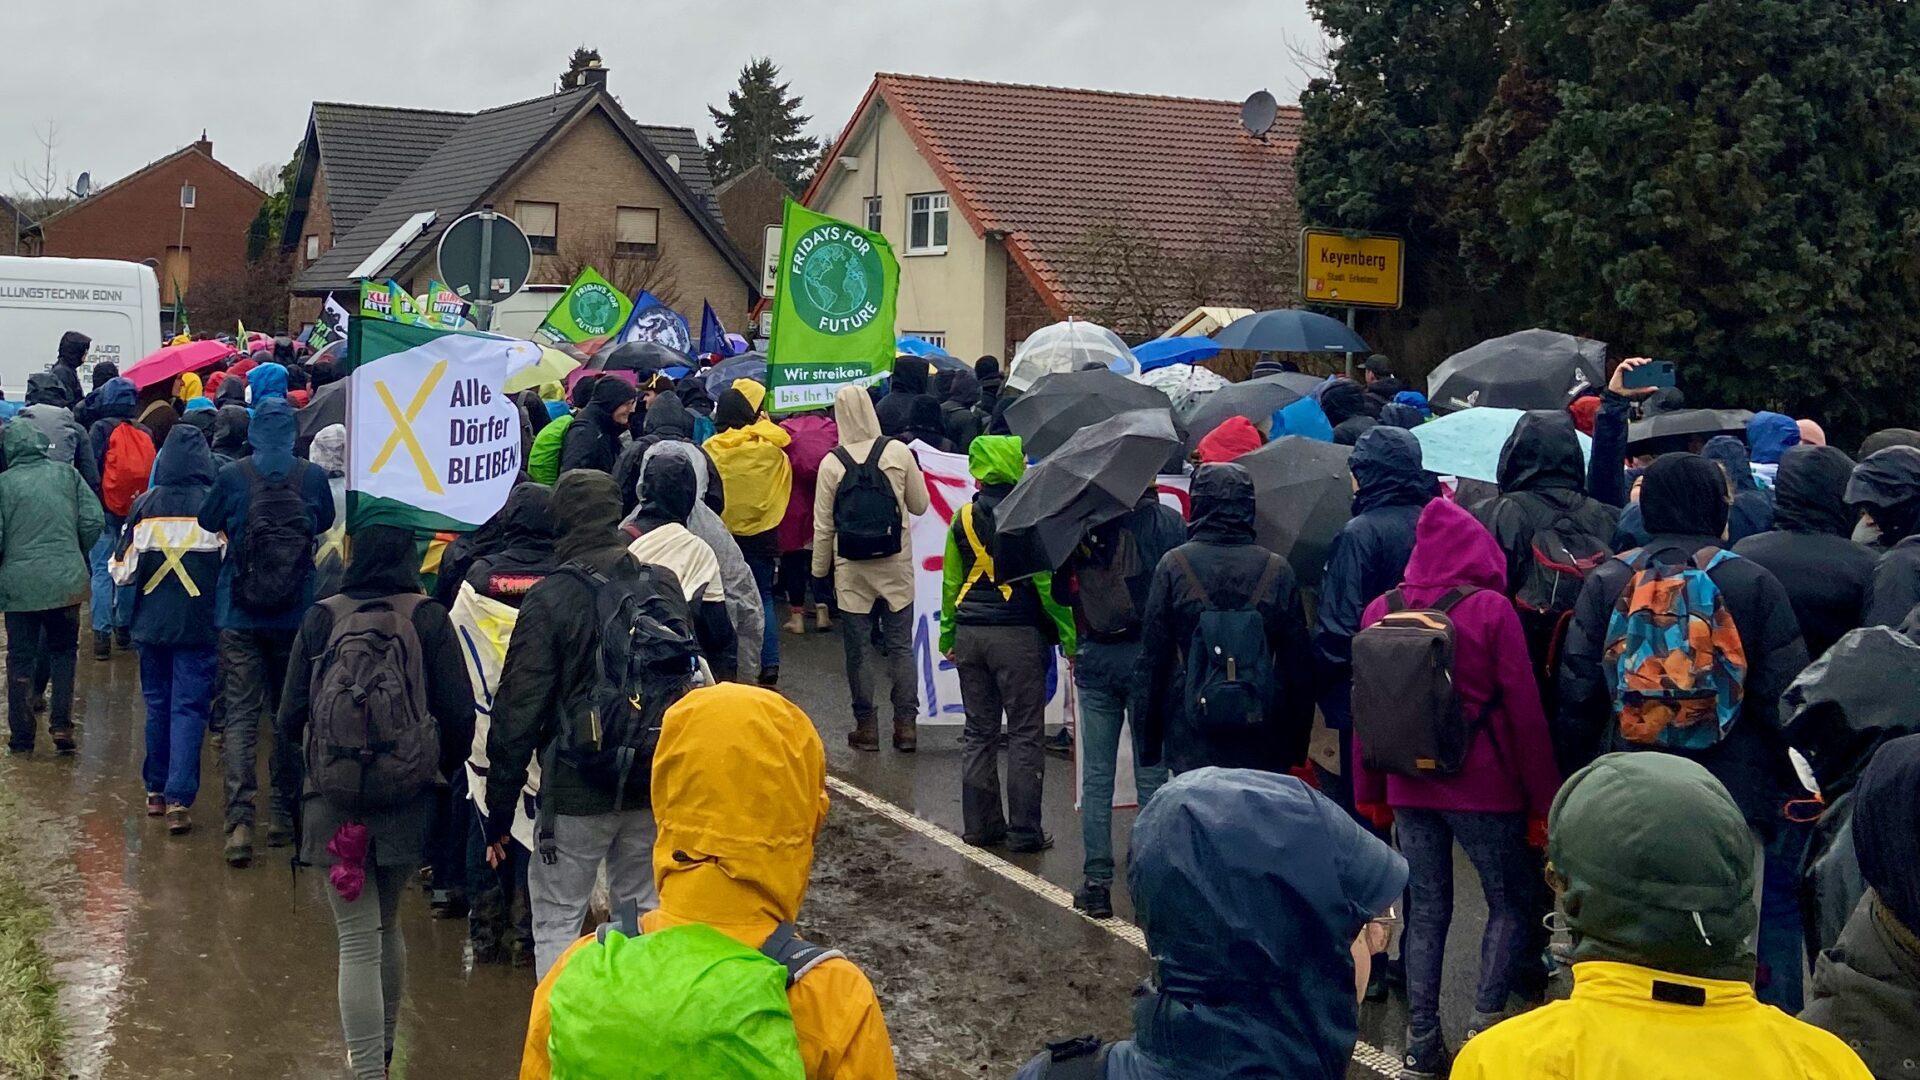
top-left (1142, 363), bottom-right (1230, 421)
top-left (1005, 320), bottom-right (1139, 392)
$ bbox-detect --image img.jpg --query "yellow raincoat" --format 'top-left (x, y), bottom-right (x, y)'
top-left (519, 684), bottom-right (897, 1080)
top-left (1453, 960), bottom-right (1871, 1079)
top-left (706, 380), bottom-right (793, 537)
top-left (172, 371), bottom-right (202, 402)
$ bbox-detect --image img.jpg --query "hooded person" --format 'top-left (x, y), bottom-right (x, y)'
top-left (196, 396), bottom-right (337, 867)
top-left (903, 392), bottom-right (954, 452)
top-left (74, 359), bottom-right (121, 427)
top-left (1859, 428), bottom-right (1920, 458)
top-left (775, 408), bottom-right (839, 636)
top-left (83, 375), bottom-right (153, 656)
top-left (875, 356), bottom-right (935, 438)
top-left (633, 440), bottom-right (764, 682)
top-left (1138, 462), bottom-right (1315, 776)
top-left (1193, 415), bottom-right (1264, 463)
top-left (1453, 754), bottom-right (1872, 1080)
top-left (273, 523), bottom-right (475, 1080)
top-left (214, 372), bottom-right (251, 409)
top-left (557, 375), bottom-right (636, 475)
top-left (1735, 446), bottom-right (1878, 658)
top-left (1702, 434), bottom-right (1775, 541)
top-left (485, 469), bottom-right (695, 978)
top-left (526, 377), bottom-right (599, 485)
top-left (1017, 768), bottom-right (1407, 1080)
top-left (1321, 378), bottom-right (1380, 445)
top-left (974, 354), bottom-right (1004, 415)
top-left (178, 400), bottom-right (217, 443)
top-left (811, 385), bottom-right (931, 751)
top-left (939, 368), bottom-right (984, 452)
top-left (50, 329), bottom-right (89, 406)
top-left (939, 436), bottom-right (1077, 844)
top-left (0, 419), bottom-right (103, 756)
top-left (20, 370), bottom-right (101, 493)
top-left (246, 361), bottom-right (289, 405)
top-left (1350, 499), bottom-right (1564, 1071)
top-left (1313, 426), bottom-right (1431, 806)
top-left (108, 425), bottom-right (224, 830)
top-left (611, 391), bottom-right (724, 518)
top-left (1378, 400), bottom-right (1425, 429)
top-left (308, 424), bottom-right (350, 600)
top-left (520, 685), bottom-right (898, 1080)
top-left (135, 395), bottom-right (179, 449)
top-left (1847, 447), bottom-right (1920, 627)
top-left (626, 448), bottom-right (738, 681)
top-left (1803, 733), bottom-right (1920, 1079)
top-left (170, 370), bottom-right (202, 410)
top-left (704, 379), bottom-right (792, 685)
top-left (209, 404), bottom-right (250, 462)
top-left (1747, 411), bottom-right (1802, 489)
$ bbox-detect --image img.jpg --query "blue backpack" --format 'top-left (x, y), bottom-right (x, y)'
top-left (1602, 547), bottom-right (1749, 750)
top-left (1173, 550), bottom-right (1282, 734)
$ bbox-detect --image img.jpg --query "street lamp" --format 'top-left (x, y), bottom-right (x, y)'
top-left (176, 183), bottom-right (195, 327)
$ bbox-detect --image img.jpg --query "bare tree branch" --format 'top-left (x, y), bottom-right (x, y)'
top-left (547, 230), bottom-right (685, 312)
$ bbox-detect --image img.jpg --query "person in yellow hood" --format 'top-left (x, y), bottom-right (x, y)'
top-left (171, 370), bottom-right (203, 408)
top-left (705, 378), bottom-right (793, 687)
top-left (519, 684), bottom-right (897, 1080)
top-left (1451, 753), bottom-right (1869, 1080)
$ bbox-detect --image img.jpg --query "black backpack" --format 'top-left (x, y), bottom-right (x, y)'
top-left (233, 460), bottom-right (315, 614)
top-left (551, 561), bottom-right (701, 804)
top-left (1076, 522), bottom-right (1144, 640)
top-left (1174, 550), bottom-right (1282, 734)
top-left (1511, 504), bottom-right (1610, 679)
top-left (831, 438), bottom-right (902, 561)
top-left (305, 594), bottom-right (439, 812)
top-left (1350, 588), bottom-right (1487, 777)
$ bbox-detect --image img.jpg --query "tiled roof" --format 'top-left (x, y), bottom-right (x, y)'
top-left (636, 125), bottom-right (724, 225)
top-left (816, 74), bottom-right (1301, 324)
top-left (310, 102), bottom-right (465, 235)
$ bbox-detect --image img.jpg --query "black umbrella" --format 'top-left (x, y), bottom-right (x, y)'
top-left (1182, 375), bottom-right (1305, 451)
top-left (1427, 329), bottom-right (1606, 413)
top-left (1782, 626), bottom-right (1920, 795)
top-left (1211, 309), bottom-right (1369, 353)
top-left (592, 340), bottom-right (694, 374)
top-left (1237, 436), bottom-right (1353, 589)
top-left (1626, 408), bottom-right (1753, 449)
top-left (993, 409), bottom-right (1180, 580)
top-left (297, 379), bottom-right (346, 442)
top-left (1003, 369), bottom-right (1170, 460)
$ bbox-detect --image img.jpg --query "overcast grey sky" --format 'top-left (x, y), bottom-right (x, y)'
top-left (4, 0), bottom-right (1323, 196)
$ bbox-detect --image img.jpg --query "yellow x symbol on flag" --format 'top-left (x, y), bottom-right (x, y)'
top-left (316, 526), bottom-right (346, 568)
top-left (145, 536), bottom-right (202, 597)
top-left (370, 360), bottom-right (447, 496)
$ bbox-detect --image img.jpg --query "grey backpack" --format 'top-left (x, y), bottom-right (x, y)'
top-left (306, 594), bottom-right (439, 812)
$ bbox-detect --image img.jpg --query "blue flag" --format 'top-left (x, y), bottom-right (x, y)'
top-left (615, 290), bottom-right (693, 352)
top-left (698, 302), bottom-right (729, 356)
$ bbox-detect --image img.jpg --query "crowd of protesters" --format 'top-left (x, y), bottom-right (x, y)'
top-left (4, 327), bottom-right (1917, 1080)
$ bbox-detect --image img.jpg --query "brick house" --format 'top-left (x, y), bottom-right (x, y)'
top-left (286, 66), bottom-right (755, 330)
top-left (33, 135), bottom-right (264, 321)
top-left (713, 163), bottom-right (790, 297)
top-left (802, 75), bottom-right (1302, 360)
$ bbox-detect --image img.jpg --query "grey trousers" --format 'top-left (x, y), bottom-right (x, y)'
top-left (840, 603), bottom-right (917, 724)
top-left (325, 863), bottom-right (411, 1080)
top-left (219, 628), bottom-right (296, 830)
top-left (527, 809), bottom-right (659, 978)
top-left (956, 624), bottom-right (1050, 845)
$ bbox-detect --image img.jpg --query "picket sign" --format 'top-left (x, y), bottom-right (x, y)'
top-left (905, 442), bottom-right (1189, 808)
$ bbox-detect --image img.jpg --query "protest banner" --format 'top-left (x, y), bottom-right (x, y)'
top-left (766, 199), bottom-right (899, 414)
top-left (614, 290), bottom-right (692, 351)
top-left (417, 279), bottom-right (473, 330)
top-left (532, 267), bottom-right (631, 346)
top-left (342, 318), bottom-right (539, 532)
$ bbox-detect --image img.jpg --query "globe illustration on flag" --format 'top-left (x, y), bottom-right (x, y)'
top-left (800, 243), bottom-right (871, 318)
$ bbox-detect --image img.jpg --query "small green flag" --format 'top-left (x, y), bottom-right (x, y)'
top-left (765, 198), bottom-right (900, 415)
top-left (533, 267), bottom-right (632, 345)
top-left (170, 279), bottom-right (189, 338)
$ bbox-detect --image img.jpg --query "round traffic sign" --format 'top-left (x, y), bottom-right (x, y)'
top-left (436, 210), bottom-right (533, 304)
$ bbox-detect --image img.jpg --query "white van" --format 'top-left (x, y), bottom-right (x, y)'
top-left (0, 256), bottom-right (162, 394)
top-left (483, 283), bottom-right (565, 341)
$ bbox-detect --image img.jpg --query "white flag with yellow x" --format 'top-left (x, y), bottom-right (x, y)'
top-left (344, 318), bottom-right (540, 530)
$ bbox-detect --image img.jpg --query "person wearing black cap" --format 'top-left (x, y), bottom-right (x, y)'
top-left (1846, 446), bottom-right (1920, 627)
top-left (557, 376), bottom-right (637, 475)
top-left (1361, 354), bottom-right (1406, 413)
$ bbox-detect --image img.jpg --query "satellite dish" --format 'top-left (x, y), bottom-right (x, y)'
top-left (1241, 90), bottom-right (1278, 140)
top-left (72, 171), bottom-right (91, 199)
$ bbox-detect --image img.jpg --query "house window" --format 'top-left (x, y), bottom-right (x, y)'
top-left (515, 200), bottom-right (558, 254)
top-left (907, 331), bottom-right (946, 349)
top-left (864, 196), bottom-right (882, 233)
top-left (615, 207), bottom-right (659, 257)
top-left (907, 192), bottom-right (949, 254)
top-left (304, 234), bottom-right (320, 261)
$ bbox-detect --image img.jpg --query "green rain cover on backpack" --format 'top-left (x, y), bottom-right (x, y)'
top-left (527, 414), bottom-right (573, 486)
top-left (546, 922), bottom-right (805, 1079)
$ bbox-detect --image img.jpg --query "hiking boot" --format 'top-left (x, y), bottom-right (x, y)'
top-left (146, 794), bottom-right (166, 817)
top-left (1007, 832), bottom-right (1055, 854)
top-left (962, 829), bottom-right (1007, 849)
top-left (92, 634), bottom-right (111, 662)
top-left (757, 664), bottom-right (780, 688)
top-left (782, 609), bottom-right (806, 635)
top-left (114, 627), bottom-right (132, 650)
top-left (51, 731), bottom-right (76, 756)
top-left (847, 719), bottom-right (880, 752)
top-left (166, 806), bottom-right (191, 835)
top-left (1073, 880), bottom-right (1113, 919)
top-left (224, 823), bottom-right (254, 868)
top-left (1464, 1011), bottom-right (1507, 1042)
top-left (267, 819), bottom-right (295, 848)
top-left (1043, 729), bottom-right (1073, 757)
top-left (1399, 1027), bottom-right (1451, 1079)
top-left (891, 717), bottom-right (917, 753)
top-left (814, 603), bottom-right (832, 632)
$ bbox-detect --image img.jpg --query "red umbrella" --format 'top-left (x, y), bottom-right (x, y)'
top-left (123, 340), bottom-right (234, 391)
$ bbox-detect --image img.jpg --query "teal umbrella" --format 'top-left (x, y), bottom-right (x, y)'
top-left (1410, 407), bottom-right (1591, 484)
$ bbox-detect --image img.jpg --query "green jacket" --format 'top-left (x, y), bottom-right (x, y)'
top-left (527, 413), bottom-right (573, 485)
top-left (0, 420), bottom-right (103, 612)
top-left (938, 435), bottom-right (1075, 656)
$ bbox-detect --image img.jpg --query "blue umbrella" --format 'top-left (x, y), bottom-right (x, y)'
top-left (1211, 309), bottom-right (1369, 353)
top-left (704, 353), bottom-right (767, 398)
top-left (1410, 407), bottom-right (1592, 483)
top-left (896, 335), bottom-right (954, 359)
top-left (1132, 336), bottom-right (1223, 371)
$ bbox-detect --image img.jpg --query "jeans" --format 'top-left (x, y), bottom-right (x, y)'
top-left (777, 550), bottom-right (830, 609)
top-left (138, 644), bottom-right (217, 805)
top-left (325, 862), bottom-right (410, 1080)
top-left (527, 809), bottom-right (658, 978)
top-left (746, 554), bottom-right (779, 669)
top-left (1398, 808), bottom-right (1534, 1036)
top-left (956, 624), bottom-right (1051, 845)
top-left (426, 786), bottom-right (466, 901)
top-left (87, 516), bottom-right (132, 635)
top-left (219, 628), bottom-right (297, 831)
top-left (839, 603), bottom-right (916, 723)
top-left (1758, 822), bottom-right (1811, 1011)
top-left (466, 806), bottom-right (532, 960)
top-left (5, 606), bottom-right (79, 751)
top-left (1076, 641), bottom-right (1168, 884)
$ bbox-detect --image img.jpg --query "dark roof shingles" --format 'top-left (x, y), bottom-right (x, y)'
top-left (311, 102), bottom-right (465, 235)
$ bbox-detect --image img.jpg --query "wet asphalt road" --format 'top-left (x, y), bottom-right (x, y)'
top-left (2, 621), bottom-right (1510, 1079)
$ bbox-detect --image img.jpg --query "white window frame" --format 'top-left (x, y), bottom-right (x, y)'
top-left (304, 234), bottom-right (320, 261)
top-left (863, 195), bottom-right (882, 233)
top-left (906, 331), bottom-right (946, 349)
top-left (906, 192), bottom-right (949, 255)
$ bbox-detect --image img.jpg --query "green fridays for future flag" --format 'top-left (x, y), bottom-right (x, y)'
top-left (344, 318), bottom-right (541, 531)
top-left (533, 267), bottom-right (632, 345)
top-left (766, 198), bottom-right (899, 414)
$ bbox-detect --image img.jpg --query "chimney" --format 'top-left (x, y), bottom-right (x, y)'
top-left (571, 58), bottom-right (608, 90)
top-left (193, 129), bottom-right (212, 156)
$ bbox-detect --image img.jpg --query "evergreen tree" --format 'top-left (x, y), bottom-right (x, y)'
top-left (705, 57), bottom-right (820, 192)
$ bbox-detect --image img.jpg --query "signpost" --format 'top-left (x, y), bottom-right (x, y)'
top-left (437, 208), bottom-right (533, 331)
top-left (1300, 227), bottom-right (1405, 377)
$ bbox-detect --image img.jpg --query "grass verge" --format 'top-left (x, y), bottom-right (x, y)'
top-left (0, 784), bottom-right (62, 1080)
